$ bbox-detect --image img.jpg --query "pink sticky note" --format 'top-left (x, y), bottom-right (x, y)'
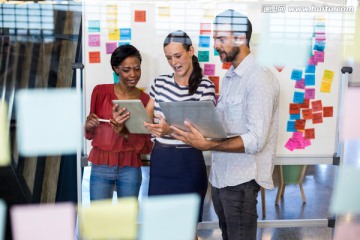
top-left (314, 51), bottom-right (324, 63)
top-left (88, 34), bottom-right (100, 47)
top-left (315, 33), bottom-right (326, 41)
top-left (295, 78), bottom-right (305, 89)
top-left (305, 88), bottom-right (315, 99)
top-left (292, 131), bottom-right (303, 139)
top-left (11, 203), bottom-right (75, 240)
top-left (285, 138), bottom-right (296, 151)
top-left (106, 42), bottom-right (117, 54)
top-left (203, 64), bottom-right (216, 76)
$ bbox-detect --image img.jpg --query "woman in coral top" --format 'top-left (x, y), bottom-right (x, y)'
top-left (84, 44), bottom-right (153, 201)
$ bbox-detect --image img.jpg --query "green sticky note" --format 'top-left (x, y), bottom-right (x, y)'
top-left (0, 101), bottom-right (10, 166)
top-left (330, 166), bottom-right (360, 214)
top-left (198, 50), bottom-right (209, 62)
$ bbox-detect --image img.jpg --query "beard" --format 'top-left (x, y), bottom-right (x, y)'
top-left (221, 47), bottom-right (240, 63)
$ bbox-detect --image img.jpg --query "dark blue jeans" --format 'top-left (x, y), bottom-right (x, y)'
top-left (212, 180), bottom-right (260, 240)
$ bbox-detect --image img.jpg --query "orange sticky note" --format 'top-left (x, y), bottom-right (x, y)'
top-left (304, 128), bottom-right (315, 139)
top-left (320, 81), bottom-right (332, 93)
top-left (295, 119), bottom-right (306, 130)
top-left (299, 99), bottom-right (310, 109)
top-left (302, 109), bottom-right (313, 120)
top-left (89, 52), bottom-right (101, 63)
top-left (289, 103), bottom-right (300, 114)
top-left (208, 76), bottom-right (220, 94)
top-left (312, 100), bottom-right (323, 112)
top-left (312, 112), bottom-right (323, 124)
top-left (323, 106), bottom-right (333, 117)
top-left (134, 10), bottom-right (146, 22)
top-left (222, 62), bottom-right (232, 69)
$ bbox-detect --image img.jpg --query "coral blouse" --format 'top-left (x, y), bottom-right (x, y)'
top-left (85, 84), bottom-right (153, 167)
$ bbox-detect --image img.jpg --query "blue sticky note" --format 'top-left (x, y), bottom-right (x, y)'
top-left (120, 28), bottom-right (131, 40)
top-left (199, 36), bottom-right (210, 48)
top-left (113, 72), bottom-right (119, 83)
top-left (314, 41), bottom-right (326, 52)
top-left (214, 49), bottom-right (219, 56)
top-left (305, 74), bottom-right (316, 86)
top-left (198, 51), bottom-right (209, 62)
top-left (305, 65), bottom-right (316, 74)
top-left (291, 69), bottom-right (303, 81)
top-left (293, 91), bottom-right (305, 103)
top-left (290, 114), bottom-right (301, 120)
top-left (16, 89), bottom-right (81, 156)
top-left (88, 20), bottom-right (100, 32)
top-left (287, 121), bottom-right (296, 132)
top-left (118, 42), bottom-right (130, 46)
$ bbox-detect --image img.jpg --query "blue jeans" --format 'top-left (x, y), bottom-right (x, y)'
top-left (90, 164), bottom-right (142, 201)
top-left (212, 180), bottom-right (260, 240)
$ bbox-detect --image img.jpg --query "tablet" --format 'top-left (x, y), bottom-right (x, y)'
top-left (159, 101), bottom-right (231, 139)
top-left (112, 99), bottom-right (151, 134)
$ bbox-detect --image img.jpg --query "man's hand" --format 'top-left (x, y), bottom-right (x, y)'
top-left (170, 121), bottom-right (211, 151)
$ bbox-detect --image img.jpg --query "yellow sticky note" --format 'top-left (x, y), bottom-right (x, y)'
top-left (106, 4), bottom-right (118, 15)
top-left (106, 20), bottom-right (117, 29)
top-left (330, 166), bottom-right (360, 215)
top-left (158, 6), bottom-right (170, 17)
top-left (108, 28), bottom-right (120, 41)
top-left (320, 81), bottom-right (332, 93)
top-left (323, 69), bottom-right (334, 82)
top-left (79, 198), bottom-right (138, 240)
top-left (0, 100), bottom-right (10, 166)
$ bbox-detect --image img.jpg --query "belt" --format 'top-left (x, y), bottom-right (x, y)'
top-left (155, 140), bottom-right (193, 149)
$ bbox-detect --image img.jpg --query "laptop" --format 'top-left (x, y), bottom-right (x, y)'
top-left (159, 101), bottom-right (236, 139)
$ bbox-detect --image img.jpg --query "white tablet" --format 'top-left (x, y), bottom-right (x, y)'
top-left (159, 101), bottom-right (234, 139)
top-left (112, 99), bottom-right (151, 134)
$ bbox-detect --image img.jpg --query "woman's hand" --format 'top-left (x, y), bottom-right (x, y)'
top-left (110, 104), bottom-right (130, 136)
top-left (85, 113), bottom-right (99, 133)
top-left (144, 114), bottom-right (171, 138)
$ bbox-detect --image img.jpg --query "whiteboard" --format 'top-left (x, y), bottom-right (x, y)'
top-left (83, 0), bottom-right (348, 159)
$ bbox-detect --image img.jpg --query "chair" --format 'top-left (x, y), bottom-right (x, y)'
top-left (10, 202), bottom-right (75, 240)
top-left (275, 165), bottom-right (307, 205)
top-left (78, 197), bottom-right (138, 240)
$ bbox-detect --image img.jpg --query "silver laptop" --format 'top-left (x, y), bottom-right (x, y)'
top-left (159, 101), bottom-right (236, 139)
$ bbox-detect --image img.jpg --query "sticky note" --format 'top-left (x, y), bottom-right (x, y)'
top-left (0, 101), bottom-right (10, 166)
top-left (286, 121), bottom-right (296, 132)
top-left (292, 132), bottom-right (303, 139)
top-left (106, 42), bottom-right (117, 54)
top-left (285, 138), bottom-right (296, 151)
top-left (293, 92), bottom-right (305, 103)
top-left (88, 34), bottom-right (100, 47)
top-left (304, 74), bottom-right (315, 86)
top-left (314, 51), bottom-right (325, 63)
top-left (290, 114), bottom-right (300, 120)
top-left (312, 112), bottom-right (323, 124)
top-left (320, 81), bottom-right (332, 93)
top-left (203, 64), bottom-right (215, 76)
top-left (222, 62), bottom-right (231, 69)
top-left (11, 203), bottom-right (75, 240)
top-left (295, 119), bottom-right (306, 130)
top-left (295, 78), bottom-right (305, 89)
top-left (199, 36), bottom-right (210, 48)
top-left (79, 198), bottom-right (138, 239)
top-left (89, 51), bottom-right (101, 63)
top-left (302, 109), bottom-right (313, 120)
top-left (322, 70), bottom-right (334, 82)
top-left (108, 28), bottom-right (120, 41)
top-left (120, 28), bottom-right (131, 40)
top-left (214, 49), bottom-right (219, 56)
top-left (304, 128), bottom-right (315, 139)
top-left (289, 103), bottom-right (300, 114)
top-left (323, 106), bottom-right (333, 117)
top-left (88, 20), bottom-right (100, 32)
top-left (313, 41), bottom-right (326, 52)
top-left (208, 76), bottom-right (220, 94)
top-left (113, 72), bottom-right (119, 84)
top-left (304, 88), bottom-right (315, 99)
top-left (330, 166), bottom-right (360, 214)
top-left (308, 56), bottom-right (316, 66)
top-left (134, 10), bottom-right (146, 22)
top-left (291, 69), bottom-right (303, 81)
top-left (138, 194), bottom-right (200, 240)
top-left (312, 100), bottom-right (323, 112)
top-left (299, 99), bottom-right (310, 109)
top-left (200, 23), bottom-right (211, 35)
top-left (16, 89), bottom-right (82, 156)
top-left (305, 65), bottom-right (316, 74)
top-left (315, 33), bottom-right (326, 41)
top-left (158, 6), bottom-right (170, 17)
top-left (198, 51), bottom-right (209, 62)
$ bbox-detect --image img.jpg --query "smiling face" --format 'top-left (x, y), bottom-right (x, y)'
top-left (113, 56), bottom-right (141, 87)
top-left (164, 42), bottom-right (194, 79)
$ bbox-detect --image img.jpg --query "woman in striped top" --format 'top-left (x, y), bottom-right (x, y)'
top-left (144, 30), bottom-right (216, 224)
